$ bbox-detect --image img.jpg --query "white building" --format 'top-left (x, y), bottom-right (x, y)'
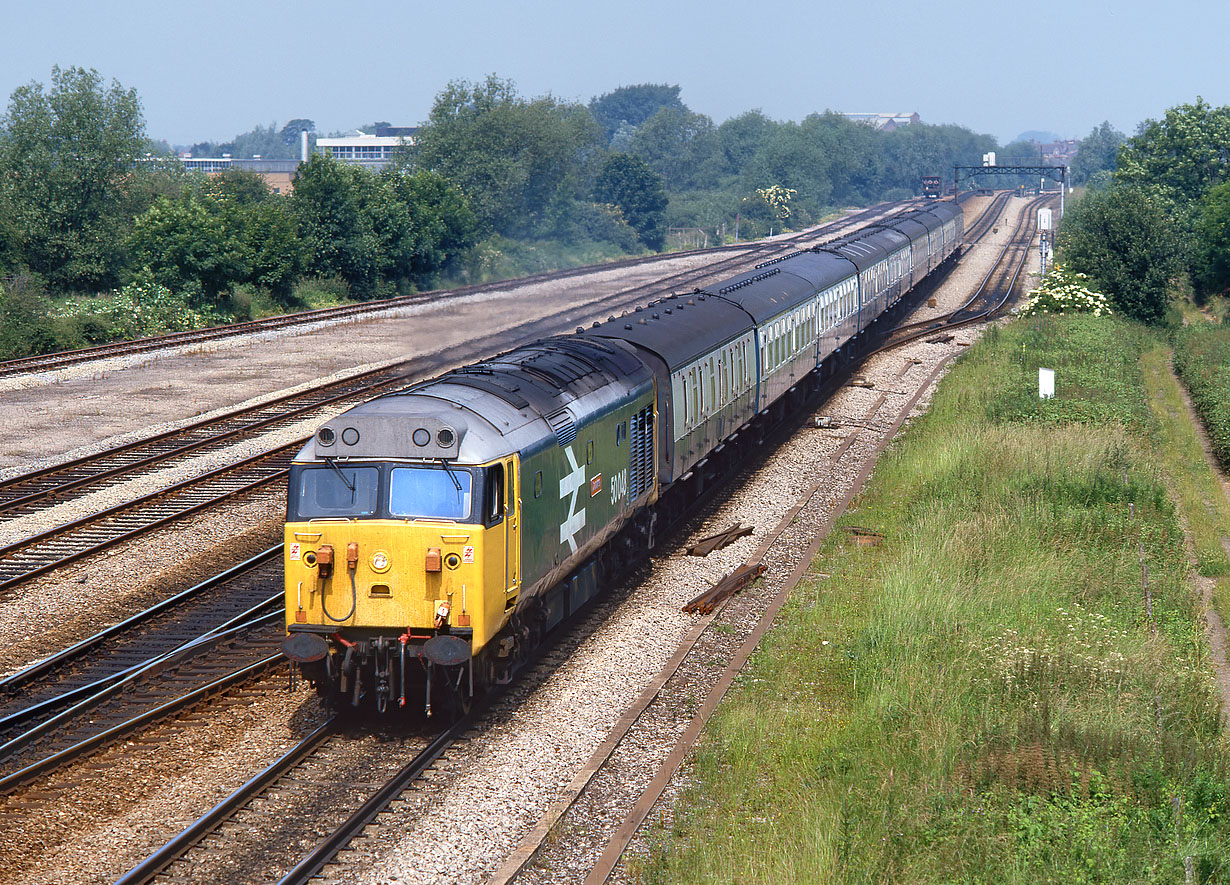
top-left (316, 127), bottom-right (418, 169)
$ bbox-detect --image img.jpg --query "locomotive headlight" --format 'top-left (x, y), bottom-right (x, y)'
top-left (371, 551), bottom-right (390, 572)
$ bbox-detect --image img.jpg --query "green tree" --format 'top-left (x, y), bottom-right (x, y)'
top-left (800, 113), bottom-right (883, 205)
top-left (1069, 121), bottom-right (1125, 185)
top-left (291, 154), bottom-right (383, 297)
top-left (1193, 180), bottom-right (1230, 297)
top-left (1116, 98), bottom-right (1230, 205)
top-left (378, 165), bottom-right (479, 281)
top-left (628, 106), bottom-right (726, 191)
top-left (589, 84), bottom-right (685, 143)
top-left (410, 76), bottom-right (604, 240)
top-left (0, 272), bottom-right (57, 357)
top-left (717, 111), bottom-right (778, 176)
top-left (880, 123), bottom-right (991, 195)
top-left (594, 153), bottom-right (668, 249)
top-left (241, 200), bottom-right (304, 303)
top-left (204, 167), bottom-right (276, 205)
top-left (740, 120), bottom-right (833, 213)
top-left (127, 192), bottom-right (248, 302)
top-left (0, 66), bottom-right (145, 291)
top-left (1057, 185), bottom-right (1182, 324)
top-left (280, 118), bottom-right (315, 145)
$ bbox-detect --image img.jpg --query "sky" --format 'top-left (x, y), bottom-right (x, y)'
top-left (3, 0), bottom-right (1226, 148)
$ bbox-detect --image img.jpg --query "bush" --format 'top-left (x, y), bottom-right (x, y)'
top-left (1018, 265), bottom-right (1113, 317)
top-left (1174, 323), bottom-right (1230, 467)
top-left (49, 270), bottom-right (230, 342)
top-left (0, 272), bottom-right (58, 358)
top-left (291, 275), bottom-right (352, 309)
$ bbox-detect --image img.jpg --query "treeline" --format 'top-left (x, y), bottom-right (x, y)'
top-left (413, 77), bottom-right (1003, 250)
top-left (0, 68), bottom-right (479, 356)
top-left (1057, 98), bottom-right (1230, 323)
top-left (1, 67), bottom-right (1047, 359)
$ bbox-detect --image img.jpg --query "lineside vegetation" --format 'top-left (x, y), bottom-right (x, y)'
top-left (1174, 322), bottom-right (1230, 471)
top-left (644, 314), bottom-right (1230, 881)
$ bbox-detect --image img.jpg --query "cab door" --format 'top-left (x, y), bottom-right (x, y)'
top-left (505, 456), bottom-right (520, 595)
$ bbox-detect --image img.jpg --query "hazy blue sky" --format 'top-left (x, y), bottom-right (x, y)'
top-left (3, 0), bottom-right (1225, 147)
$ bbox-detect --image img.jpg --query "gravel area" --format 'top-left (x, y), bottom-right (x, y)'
top-left (0, 207), bottom-right (893, 481)
top-left (0, 199), bottom-right (1035, 884)
top-left (0, 251), bottom-right (748, 476)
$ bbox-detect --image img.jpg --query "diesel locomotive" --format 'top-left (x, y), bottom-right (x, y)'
top-left (282, 200), bottom-right (963, 714)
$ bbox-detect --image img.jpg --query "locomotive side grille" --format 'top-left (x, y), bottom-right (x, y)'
top-left (629, 405), bottom-right (654, 500)
top-left (547, 409), bottom-right (577, 446)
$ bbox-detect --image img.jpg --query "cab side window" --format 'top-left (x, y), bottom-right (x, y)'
top-left (485, 463), bottom-right (505, 525)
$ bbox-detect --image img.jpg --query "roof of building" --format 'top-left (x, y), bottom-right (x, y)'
top-left (840, 112), bottom-right (921, 130)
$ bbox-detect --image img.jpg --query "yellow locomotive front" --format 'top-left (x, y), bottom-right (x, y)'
top-left (282, 410), bottom-right (520, 715)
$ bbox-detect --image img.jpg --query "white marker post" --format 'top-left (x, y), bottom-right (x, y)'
top-left (1039, 367), bottom-right (1055, 400)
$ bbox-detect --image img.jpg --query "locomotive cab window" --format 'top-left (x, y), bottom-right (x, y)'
top-left (294, 465), bottom-right (379, 519)
top-left (389, 465), bottom-right (473, 521)
top-left (586, 440), bottom-right (594, 465)
top-left (534, 470), bottom-right (543, 498)
top-left (484, 463), bottom-right (505, 525)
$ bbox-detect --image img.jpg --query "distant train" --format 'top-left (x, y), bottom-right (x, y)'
top-left (281, 201), bottom-right (963, 714)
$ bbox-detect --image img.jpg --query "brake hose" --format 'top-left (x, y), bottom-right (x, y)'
top-left (323, 566), bottom-right (358, 623)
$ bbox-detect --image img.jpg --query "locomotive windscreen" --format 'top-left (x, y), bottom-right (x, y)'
top-left (294, 465), bottom-right (379, 517)
top-left (390, 466), bottom-right (473, 520)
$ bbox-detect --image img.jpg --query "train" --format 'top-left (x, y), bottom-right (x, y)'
top-left (280, 200), bottom-right (963, 714)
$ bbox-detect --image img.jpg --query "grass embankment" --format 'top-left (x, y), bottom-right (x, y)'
top-left (645, 315), bottom-right (1230, 882)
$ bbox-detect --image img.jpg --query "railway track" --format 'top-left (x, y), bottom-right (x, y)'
top-left (960, 189), bottom-right (1014, 243)
top-left (0, 444), bottom-right (294, 593)
top-left (112, 561), bottom-right (643, 885)
top-left (870, 193), bottom-right (1053, 356)
top-left (0, 614), bottom-right (282, 793)
top-left (114, 721), bottom-right (447, 885)
top-left (0, 201), bottom-right (914, 381)
top-left (0, 548), bottom-right (281, 753)
top-left (0, 202), bottom-right (907, 537)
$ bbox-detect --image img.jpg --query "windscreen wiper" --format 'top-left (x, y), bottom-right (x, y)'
top-left (324, 457), bottom-right (355, 492)
top-left (439, 458), bottom-right (462, 492)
